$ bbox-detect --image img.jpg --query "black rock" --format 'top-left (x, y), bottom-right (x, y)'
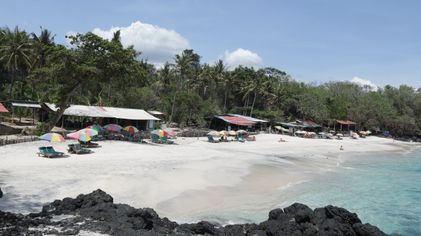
top-left (0, 187), bottom-right (3, 198)
top-left (0, 189), bottom-right (389, 236)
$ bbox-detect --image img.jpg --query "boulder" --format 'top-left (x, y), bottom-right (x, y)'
top-left (0, 187), bottom-right (2, 198)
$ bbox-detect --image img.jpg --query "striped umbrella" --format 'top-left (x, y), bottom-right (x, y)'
top-left (164, 128), bottom-right (177, 138)
top-left (79, 128), bottom-right (99, 136)
top-left (104, 124), bottom-right (122, 133)
top-left (39, 133), bottom-right (65, 142)
top-left (151, 129), bottom-right (170, 138)
top-left (123, 126), bottom-right (139, 134)
top-left (67, 131), bottom-right (92, 142)
top-left (87, 124), bottom-right (103, 132)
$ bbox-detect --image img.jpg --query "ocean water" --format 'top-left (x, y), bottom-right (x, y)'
top-left (280, 148), bottom-right (421, 236)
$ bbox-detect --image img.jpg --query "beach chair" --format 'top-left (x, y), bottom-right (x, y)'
top-left (150, 135), bottom-right (162, 144)
top-left (38, 146), bottom-right (64, 158)
top-left (68, 144), bottom-right (91, 154)
top-left (207, 135), bottom-right (220, 143)
top-left (80, 141), bottom-right (100, 148)
top-left (238, 137), bottom-right (246, 143)
top-left (161, 137), bottom-right (174, 144)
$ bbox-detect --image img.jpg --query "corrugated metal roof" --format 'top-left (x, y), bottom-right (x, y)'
top-left (12, 102), bottom-right (42, 108)
top-left (336, 120), bottom-right (356, 125)
top-left (44, 103), bottom-right (160, 120)
top-left (228, 114), bottom-right (269, 123)
top-left (0, 102), bottom-right (9, 113)
top-left (216, 115), bottom-right (256, 126)
top-left (148, 110), bottom-right (164, 115)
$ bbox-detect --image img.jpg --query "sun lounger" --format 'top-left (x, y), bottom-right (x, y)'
top-left (150, 135), bottom-right (162, 144)
top-left (68, 144), bottom-right (92, 154)
top-left (161, 137), bottom-right (174, 144)
top-left (238, 137), bottom-right (246, 143)
top-left (80, 141), bottom-right (100, 148)
top-left (207, 135), bottom-right (220, 143)
top-left (38, 146), bottom-right (64, 158)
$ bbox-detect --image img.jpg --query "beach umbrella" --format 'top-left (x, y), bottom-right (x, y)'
top-left (237, 129), bottom-right (247, 134)
top-left (39, 133), bottom-right (65, 142)
top-left (123, 126), bottom-right (139, 134)
top-left (79, 128), bottom-right (99, 136)
top-left (67, 131), bottom-right (92, 142)
top-left (164, 128), bottom-right (177, 138)
top-left (87, 124), bottom-right (103, 132)
top-left (104, 124), bottom-right (122, 133)
top-left (207, 131), bottom-right (221, 137)
top-left (228, 130), bottom-right (237, 136)
top-left (151, 129), bottom-right (170, 138)
top-left (219, 130), bottom-right (228, 137)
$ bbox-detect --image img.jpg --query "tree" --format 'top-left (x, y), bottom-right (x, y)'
top-left (0, 26), bottom-right (33, 98)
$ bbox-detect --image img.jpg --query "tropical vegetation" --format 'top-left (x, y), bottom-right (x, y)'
top-left (0, 26), bottom-right (420, 136)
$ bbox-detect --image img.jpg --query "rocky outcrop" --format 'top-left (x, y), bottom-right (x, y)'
top-left (0, 189), bottom-right (387, 236)
top-left (0, 187), bottom-right (3, 198)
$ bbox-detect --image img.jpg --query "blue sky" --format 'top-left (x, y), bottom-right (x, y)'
top-left (1, 0), bottom-right (420, 88)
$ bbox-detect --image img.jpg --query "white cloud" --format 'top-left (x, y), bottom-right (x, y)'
top-left (222, 48), bottom-right (263, 69)
top-left (350, 76), bottom-right (379, 91)
top-left (90, 21), bottom-right (190, 66)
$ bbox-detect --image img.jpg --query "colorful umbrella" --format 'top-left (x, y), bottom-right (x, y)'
top-left (151, 129), bottom-right (170, 138)
top-left (104, 124), bottom-right (122, 133)
top-left (67, 131), bottom-right (92, 142)
top-left (123, 126), bottom-right (139, 134)
top-left (164, 128), bottom-right (177, 138)
top-left (87, 124), bottom-right (103, 132)
top-left (237, 129), bottom-right (247, 134)
top-left (79, 128), bottom-right (99, 136)
top-left (39, 133), bottom-right (65, 142)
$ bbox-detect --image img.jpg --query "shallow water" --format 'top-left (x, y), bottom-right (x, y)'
top-left (278, 148), bottom-right (421, 236)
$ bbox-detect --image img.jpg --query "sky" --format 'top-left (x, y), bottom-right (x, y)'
top-left (1, 0), bottom-right (420, 88)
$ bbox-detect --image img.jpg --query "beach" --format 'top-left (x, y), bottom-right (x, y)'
top-left (0, 134), bottom-right (417, 223)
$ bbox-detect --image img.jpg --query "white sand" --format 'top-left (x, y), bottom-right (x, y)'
top-left (0, 134), bottom-right (417, 222)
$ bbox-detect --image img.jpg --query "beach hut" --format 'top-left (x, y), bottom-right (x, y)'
top-left (335, 120), bottom-right (356, 133)
top-left (0, 102), bottom-right (9, 121)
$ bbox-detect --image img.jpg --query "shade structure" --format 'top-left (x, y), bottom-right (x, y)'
top-left (104, 124), bottom-right (122, 132)
top-left (0, 102), bottom-right (8, 113)
top-left (123, 126), bottom-right (139, 134)
top-left (164, 128), bottom-right (177, 138)
top-left (151, 129), bottom-right (170, 138)
top-left (39, 133), bottom-right (65, 142)
top-left (207, 131), bottom-right (221, 137)
top-left (79, 128), bottom-right (99, 136)
top-left (87, 124), bottom-right (103, 132)
top-left (236, 129), bottom-right (248, 134)
top-left (219, 130), bottom-right (228, 137)
top-left (67, 131), bottom-right (92, 142)
top-left (228, 130), bottom-right (237, 136)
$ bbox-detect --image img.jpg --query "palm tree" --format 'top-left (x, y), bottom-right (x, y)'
top-left (31, 27), bottom-right (55, 68)
top-left (0, 26), bottom-right (33, 98)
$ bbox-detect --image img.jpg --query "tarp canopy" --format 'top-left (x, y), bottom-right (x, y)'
top-left (45, 103), bottom-right (160, 121)
top-left (0, 102), bottom-right (9, 113)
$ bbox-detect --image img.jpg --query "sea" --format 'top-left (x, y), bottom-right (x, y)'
top-left (279, 148), bottom-right (421, 236)
top-left (190, 148), bottom-right (421, 236)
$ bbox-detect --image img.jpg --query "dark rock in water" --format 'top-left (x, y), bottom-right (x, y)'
top-left (0, 189), bottom-right (388, 236)
top-left (0, 187), bottom-right (2, 198)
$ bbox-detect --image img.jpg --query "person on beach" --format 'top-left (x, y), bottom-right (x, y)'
top-left (340, 145), bottom-right (344, 151)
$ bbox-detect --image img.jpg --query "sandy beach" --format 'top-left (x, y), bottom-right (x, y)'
top-left (0, 134), bottom-right (417, 222)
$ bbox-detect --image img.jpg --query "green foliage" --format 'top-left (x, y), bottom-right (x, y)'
top-left (0, 26), bottom-right (420, 136)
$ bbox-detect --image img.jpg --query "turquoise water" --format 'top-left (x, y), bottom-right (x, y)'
top-left (282, 149), bottom-right (421, 236)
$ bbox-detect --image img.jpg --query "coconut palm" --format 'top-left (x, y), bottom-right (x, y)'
top-left (0, 26), bottom-right (33, 98)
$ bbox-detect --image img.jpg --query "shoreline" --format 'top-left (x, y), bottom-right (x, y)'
top-left (0, 134), bottom-right (419, 222)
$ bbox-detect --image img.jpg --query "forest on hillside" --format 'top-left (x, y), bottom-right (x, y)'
top-left (0, 26), bottom-right (420, 136)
